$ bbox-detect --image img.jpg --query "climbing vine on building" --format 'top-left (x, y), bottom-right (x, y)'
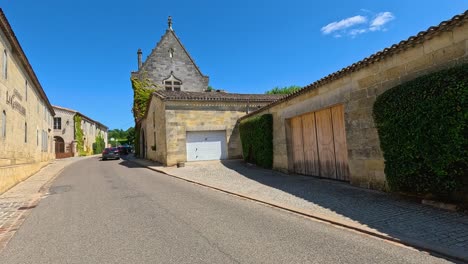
top-left (93, 132), bottom-right (106, 154)
top-left (131, 75), bottom-right (157, 157)
top-left (74, 115), bottom-right (84, 155)
top-left (131, 76), bottom-right (157, 121)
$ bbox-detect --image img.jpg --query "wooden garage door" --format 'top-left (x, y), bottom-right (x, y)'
top-left (315, 108), bottom-right (337, 179)
top-left (289, 105), bottom-right (349, 181)
top-left (291, 117), bottom-right (305, 174)
top-left (331, 105), bottom-right (349, 181)
top-left (301, 113), bottom-right (319, 176)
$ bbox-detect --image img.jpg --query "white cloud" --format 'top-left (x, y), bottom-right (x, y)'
top-left (321, 15), bottom-right (367, 35)
top-left (349, 28), bottom-right (367, 36)
top-left (370, 12), bottom-right (395, 31)
top-left (321, 11), bottom-right (395, 38)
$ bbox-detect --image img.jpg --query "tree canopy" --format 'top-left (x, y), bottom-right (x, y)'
top-left (108, 127), bottom-right (135, 146)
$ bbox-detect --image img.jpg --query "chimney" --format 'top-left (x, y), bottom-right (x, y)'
top-left (137, 48), bottom-right (142, 69)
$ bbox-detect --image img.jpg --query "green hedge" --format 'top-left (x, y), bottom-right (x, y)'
top-left (373, 64), bottom-right (468, 197)
top-left (239, 114), bottom-right (273, 168)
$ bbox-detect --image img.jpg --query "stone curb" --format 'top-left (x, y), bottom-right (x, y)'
top-left (127, 158), bottom-right (467, 263)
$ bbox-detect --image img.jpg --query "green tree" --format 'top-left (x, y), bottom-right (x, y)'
top-left (265, 85), bottom-right (302, 95)
top-left (107, 129), bottom-right (126, 146)
top-left (126, 127), bottom-right (135, 145)
top-left (108, 129), bottom-right (125, 141)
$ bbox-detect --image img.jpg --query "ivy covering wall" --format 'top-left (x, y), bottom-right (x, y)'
top-left (93, 132), bottom-right (106, 154)
top-left (131, 77), bottom-right (156, 121)
top-left (74, 115), bottom-right (85, 156)
top-left (373, 64), bottom-right (467, 200)
top-left (131, 76), bottom-right (156, 157)
top-left (239, 114), bottom-right (273, 168)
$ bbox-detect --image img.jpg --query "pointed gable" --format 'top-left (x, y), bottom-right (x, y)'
top-left (134, 19), bottom-right (209, 92)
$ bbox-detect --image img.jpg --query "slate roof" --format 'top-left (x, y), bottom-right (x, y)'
top-left (0, 9), bottom-right (55, 115)
top-left (240, 9), bottom-right (468, 120)
top-left (154, 90), bottom-right (284, 102)
top-left (136, 27), bottom-right (208, 78)
top-left (169, 30), bottom-right (207, 77)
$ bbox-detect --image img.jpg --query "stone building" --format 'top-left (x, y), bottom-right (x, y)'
top-left (139, 91), bottom-right (281, 165)
top-left (240, 11), bottom-right (468, 190)
top-left (0, 9), bottom-right (55, 194)
top-left (134, 17), bottom-right (283, 165)
top-left (131, 17), bottom-right (209, 92)
top-left (53, 105), bottom-right (108, 158)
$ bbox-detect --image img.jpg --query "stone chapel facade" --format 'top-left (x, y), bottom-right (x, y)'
top-left (131, 17), bottom-right (209, 92)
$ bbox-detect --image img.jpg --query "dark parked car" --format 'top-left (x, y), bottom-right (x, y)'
top-left (117, 146), bottom-right (129, 155)
top-left (102, 147), bottom-right (120, 160)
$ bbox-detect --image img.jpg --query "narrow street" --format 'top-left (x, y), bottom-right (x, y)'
top-left (0, 157), bottom-right (454, 263)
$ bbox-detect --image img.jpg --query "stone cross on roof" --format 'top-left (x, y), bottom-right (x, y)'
top-left (168, 16), bottom-right (173, 30)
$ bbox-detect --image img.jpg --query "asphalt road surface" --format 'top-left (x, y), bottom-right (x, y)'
top-left (0, 157), bottom-right (455, 263)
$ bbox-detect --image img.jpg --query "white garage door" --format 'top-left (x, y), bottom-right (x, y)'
top-left (186, 131), bottom-right (227, 161)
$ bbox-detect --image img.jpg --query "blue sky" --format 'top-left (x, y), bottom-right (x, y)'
top-left (1, 1), bottom-right (466, 130)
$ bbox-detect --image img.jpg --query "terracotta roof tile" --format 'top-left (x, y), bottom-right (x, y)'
top-left (154, 90), bottom-right (284, 102)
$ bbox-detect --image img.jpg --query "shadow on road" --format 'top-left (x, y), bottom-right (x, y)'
top-left (113, 154), bottom-right (468, 262)
top-left (217, 160), bottom-right (468, 263)
top-left (118, 158), bottom-right (145, 169)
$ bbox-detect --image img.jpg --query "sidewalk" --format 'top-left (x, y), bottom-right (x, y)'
top-left (0, 156), bottom-right (93, 251)
top-left (125, 156), bottom-right (468, 262)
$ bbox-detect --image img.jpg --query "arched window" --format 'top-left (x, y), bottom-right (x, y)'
top-left (24, 122), bottom-right (27, 143)
top-left (163, 73), bottom-right (182, 91)
top-left (1, 110), bottom-right (6, 138)
top-left (2, 49), bottom-right (7, 79)
top-left (25, 80), bottom-right (28, 101)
